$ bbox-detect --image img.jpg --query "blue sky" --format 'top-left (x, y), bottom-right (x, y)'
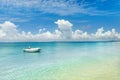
top-left (0, 0), bottom-right (120, 41)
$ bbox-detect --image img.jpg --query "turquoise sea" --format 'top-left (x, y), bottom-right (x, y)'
top-left (0, 42), bottom-right (120, 80)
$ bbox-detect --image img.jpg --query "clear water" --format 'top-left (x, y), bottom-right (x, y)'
top-left (0, 42), bottom-right (120, 80)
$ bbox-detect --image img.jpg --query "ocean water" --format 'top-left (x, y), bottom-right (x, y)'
top-left (0, 42), bottom-right (120, 80)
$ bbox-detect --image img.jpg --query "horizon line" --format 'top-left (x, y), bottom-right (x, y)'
top-left (0, 40), bottom-right (119, 43)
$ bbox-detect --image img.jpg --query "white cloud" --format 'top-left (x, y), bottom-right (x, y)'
top-left (0, 21), bottom-right (18, 39)
top-left (0, 20), bottom-right (120, 42)
top-left (0, 30), bottom-right (6, 38)
top-left (72, 30), bottom-right (91, 40)
top-left (55, 19), bottom-right (73, 39)
top-left (39, 28), bottom-right (46, 33)
top-left (55, 19), bottom-right (73, 30)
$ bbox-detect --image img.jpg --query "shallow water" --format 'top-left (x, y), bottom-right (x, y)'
top-left (0, 42), bottom-right (120, 80)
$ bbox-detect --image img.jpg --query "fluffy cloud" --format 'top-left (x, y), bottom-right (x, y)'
top-left (0, 21), bottom-right (18, 40)
top-left (0, 30), bottom-right (6, 38)
top-left (55, 19), bottom-right (73, 39)
top-left (55, 19), bottom-right (73, 30)
top-left (72, 30), bottom-right (90, 40)
top-left (0, 20), bottom-right (120, 42)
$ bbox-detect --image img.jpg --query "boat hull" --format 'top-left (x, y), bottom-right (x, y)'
top-left (24, 48), bottom-right (41, 53)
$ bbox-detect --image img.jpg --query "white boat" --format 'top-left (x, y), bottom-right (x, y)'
top-left (24, 47), bottom-right (41, 53)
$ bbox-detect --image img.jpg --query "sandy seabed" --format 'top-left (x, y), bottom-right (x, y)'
top-left (16, 57), bottom-right (120, 80)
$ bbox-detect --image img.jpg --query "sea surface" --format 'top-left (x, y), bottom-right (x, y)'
top-left (0, 42), bottom-right (120, 80)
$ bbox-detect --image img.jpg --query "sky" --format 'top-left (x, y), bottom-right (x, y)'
top-left (0, 0), bottom-right (120, 42)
